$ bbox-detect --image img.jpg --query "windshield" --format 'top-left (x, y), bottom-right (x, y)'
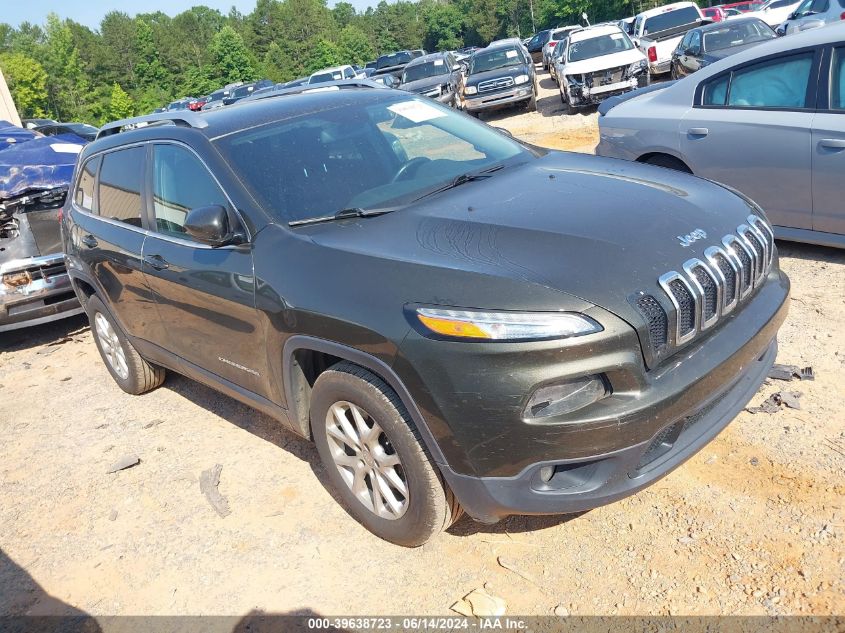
top-left (703, 21), bottom-right (776, 51)
top-left (311, 72), bottom-right (342, 84)
top-left (402, 60), bottom-right (449, 83)
top-left (469, 48), bottom-right (524, 74)
top-left (644, 6), bottom-right (701, 34)
top-left (377, 52), bottom-right (412, 69)
top-left (214, 95), bottom-right (528, 224)
top-left (168, 101), bottom-right (187, 110)
top-left (68, 124), bottom-right (97, 134)
top-left (568, 31), bottom-right (634, 62)
top-left (233, 85), bottom-right (253, 98)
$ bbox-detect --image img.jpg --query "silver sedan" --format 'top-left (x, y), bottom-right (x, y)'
top-left (596, 22), bottom-right (845, 248)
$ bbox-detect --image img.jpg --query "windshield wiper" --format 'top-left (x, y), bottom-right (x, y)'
top-left (288, 207), bottom-right (391, 227)
top-left (413, 164), bottom-right (505, 202)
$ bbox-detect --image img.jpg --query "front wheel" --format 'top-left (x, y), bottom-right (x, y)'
top-left (525, 93), bottom-right (537, 112)
top-left (310, 362), bottom-right (462, 547)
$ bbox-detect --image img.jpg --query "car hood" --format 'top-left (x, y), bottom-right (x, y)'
top-left (402, 76), bottom-right (450, 93)
top-left (466, 66), bottom-right (525, 86)
top-left (563, 49), bottom-right (646, 75)
top-left (304, 152), bottom-right (762, 325)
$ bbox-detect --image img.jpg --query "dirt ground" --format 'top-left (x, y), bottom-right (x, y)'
top-left (1, 73), bottom-right (843, 621)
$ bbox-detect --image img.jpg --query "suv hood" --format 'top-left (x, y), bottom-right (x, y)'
top-left (306, 152), bottom-right (763, 326)
top-left (465, 66), bottom-right (525, 86)
top-left (563, 49), bottom-right (646, 75)
top-left (402, 76), bottom-right (450, 93)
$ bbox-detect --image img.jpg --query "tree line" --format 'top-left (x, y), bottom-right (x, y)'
top-left (0, 0), bottom-right (647, 126)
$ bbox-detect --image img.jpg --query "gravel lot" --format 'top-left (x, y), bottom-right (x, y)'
top-left (1, 73), bottom-right (843, 620)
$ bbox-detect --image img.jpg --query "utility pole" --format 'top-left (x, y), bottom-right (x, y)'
top-left (529, 0), bottom-right (536, 32)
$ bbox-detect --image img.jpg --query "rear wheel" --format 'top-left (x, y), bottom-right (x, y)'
top-left (310, 362), bottom-right (461, 547)
top-left (86, 294), bottom-right (165, 395)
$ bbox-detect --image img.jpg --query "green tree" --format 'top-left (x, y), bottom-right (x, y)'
top-left (305, 38), bottom-right (343, 74)
top-left (332, 2), bottom-right (357, 28)
top-left (338, 25), bottom-right (376, 66)
top-left (210, 25), bottom-right (258, 84)
top-left (423, 2), bottom-right (465, 51)
top-left (43, 13), bottom-right (89, 120)
top-left (108, 82), bottom-right (134, 120)
top-left (0, 52), bottom-right (48, 117)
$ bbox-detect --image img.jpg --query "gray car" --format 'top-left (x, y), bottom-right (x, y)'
top-left (596, 22), bottom-right (845, 248)
top-left (777, 0), bottom-right (845, 34)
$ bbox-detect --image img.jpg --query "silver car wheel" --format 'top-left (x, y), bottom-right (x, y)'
top-left (94, 312), bottom-right (129, 380)
top-left (325, 401), bottom-right (409, 520)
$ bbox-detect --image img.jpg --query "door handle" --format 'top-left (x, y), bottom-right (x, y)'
top-left (143, 254), bottom-right (170, 271)
top-left (688, 127), bottom-right (709, 137)
top-left (80, 234), bottom-right (98, 248)
top-left (819, 138), bottom-right (845, 150)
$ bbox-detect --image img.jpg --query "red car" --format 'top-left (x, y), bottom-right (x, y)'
top-left (715, 1), bottom-right (764, 12)
top-left (702, 6), bottom-right (727, 20)
top-left (187, 96), bottom-right (209, 111)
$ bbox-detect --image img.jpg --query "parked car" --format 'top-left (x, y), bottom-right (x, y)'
top-left (400, 52), bottom-right (463, 106)
top-left (201, 89), bottom-right (228, 111)
top-left (365, 60), bottom-right (377, 69)
top-left (633, 2), bottom-right (706, 76)
top-left (1, 127), bottom-right (86, 331)
top-left (702, 6), bottom-right (728, 21)
top-left (543, 26), bottom-right (580, 69)
top-left (33, 122), bottom-right (99, 142)
top-left (597, 22), bottom-right (845, 248)
top-left (166, 98), bottom-right (192, 112)
top-left (223, 80), bottom-right (274, 105)
top-left (525, 29), bottom-right (553, 63)
top-left (720, 0), bottom-right (765, 11)
top-left (370, 74), bottom-right (400, 88)
top-left (463, 39), bottom-right (537, 115)
top-left (549, 29), bottom-right (579, 83)
top-left (776, 0), bottom-right (845, 34)
top-left (63, 85), bottom-right (788, 546)
top-left (671, 17), bottom-right (777, 79)
top-left (188, 96), bottom-right (209, 111)
top-left (373, 51), bottom-right (415, 79)
top-left (557, 25), bottom-right (649, 114)
top-left (739, 0), bottom-right (801, 25)
top-left (618, 17), bottom-right (636, 34)
top-left (283, 78), bottom-right (309, 89)
top-left (308, 66), bottom-right (362, 85)
top-left (410, 49), bottom-right (427, 59)
top-left (22, 118), bottom-right (57, 130)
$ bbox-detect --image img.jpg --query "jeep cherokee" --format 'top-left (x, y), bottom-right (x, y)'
top-left (62, 82), bottom-right (789, 547)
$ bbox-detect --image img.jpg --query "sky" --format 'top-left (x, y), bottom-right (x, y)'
top-left (3, 0), bottom-right (377, 30)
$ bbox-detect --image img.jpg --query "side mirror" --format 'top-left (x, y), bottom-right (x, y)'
top-left (184, 204), bottom-right (241, 247)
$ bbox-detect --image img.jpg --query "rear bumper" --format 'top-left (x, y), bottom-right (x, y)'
top-left (0, 253), bottom-right (83, 332)
top-left (649, 60), bottom-right (672, 75)
top-left (464, 87), bottom-right (533, 111)
top-left (444, 336), bottom-right (779, 523)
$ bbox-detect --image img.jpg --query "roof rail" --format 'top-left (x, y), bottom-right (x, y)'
top-left (96, 112), bottom-right (209, 140)
top-left (239, 79), bottom-right (386, 104)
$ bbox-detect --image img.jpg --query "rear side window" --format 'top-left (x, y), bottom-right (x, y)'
top-left (151, 144), bottom-right (229, 240)
top-left (700, 52), bottom-right (814, 108)
top-left (74, 155), bottom-right (100, 212)
top-left (832, 47), bottom-right (845, 111)
top-left (98, 147), bottom-right (145, 227)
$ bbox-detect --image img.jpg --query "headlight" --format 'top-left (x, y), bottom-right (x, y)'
top-left (566, 75), bottom-right (581, 86)
top-left (628, 60), bottom-right (648, 74)
top-left (514, 74), bottom-right (530, 85)
top-left (465, 85), bottom-right (478, 95)
top-left (414, 307), bottom-right (602, 341)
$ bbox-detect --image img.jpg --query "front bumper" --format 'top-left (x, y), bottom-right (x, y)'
top-left (464, 87), bottom-right (533, 111)
top-left (0, 253), bottom-right (83, 332)
top-left (569, 77), bottom-right (640, 107)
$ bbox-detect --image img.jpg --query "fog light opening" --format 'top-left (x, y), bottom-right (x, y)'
top-left (524, 375), bottom-right (608, 420)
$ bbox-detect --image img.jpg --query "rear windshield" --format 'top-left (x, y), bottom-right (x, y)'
top-left (644, 6), bottom-right (701, 35)
top-left (703, 21), bottom-right (776, 52)
top-left (377, 52), bottom-right (412, 69)
top-left (568, 32), bottom-right (634, 62)
top-left (402, 60), bottom-right (449, 83)
top-left (213, 95), bottom-right (528, 224)
top-left (233, 85), bottom-right (253, 98)
top-left (311, 72), bottom-right (342, 84)
top-left (470, 47), bottom-right (524, 74)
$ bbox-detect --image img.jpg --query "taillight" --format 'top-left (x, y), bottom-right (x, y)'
top-left (549, 41), bottom-right (557, 48)
top-left (840, 10), bottom-right (845, 18)
top-left (57, 208), bottom-right (63, 222)
top-left (648, 46), bottom-right (657, 63)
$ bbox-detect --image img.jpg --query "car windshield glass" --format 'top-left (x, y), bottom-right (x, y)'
top-left (214, 95), bottom-right (529, 224)
top-left (311, 72), bottom-right (342, 83)
top-left (68, 124), bottom-right (97, 134)
top-left (644, 6), bottom-right (701, 34)
top-left (703, 21), bottom-right (775, 51)
top-left (402, 60), bottom-right (448, 82)
top-left (377, 52), bottom-right (412, 69)
top-left (568, 32), bottom-right (634, 62)
top-left (233, 85), bottom-right (252, 98)
top-left (168, 101), bottom-right (187, 110)
top-left (470, 48), bottom-right (523, 73)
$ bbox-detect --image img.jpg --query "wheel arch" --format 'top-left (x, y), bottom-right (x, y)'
top-left (636, 151), bottom-right (694, 173)
top-left (281, 335), bottom-right (448, 466)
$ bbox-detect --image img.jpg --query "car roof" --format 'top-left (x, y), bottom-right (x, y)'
top-left (485, 38), bottom-right (524, 50)
top-left (405, 52), bottom-right (450, 67)
top-left (569, 24), bottom-right (624, 41)
top-left (310, 65), bottom-right (351, 76)
top-left (695, 15), bottom-right (769, 32)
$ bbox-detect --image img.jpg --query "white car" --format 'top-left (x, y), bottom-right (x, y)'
top-left (557, 25), bottom-right (649, 114)
top-left (542, 26), bottom-right (580, 69)
top-left (632, 2), bottom-right (705, 75)
top-left (738, 0), bottom-right (801, 26)
top-left (596, 22), bottom-right (845, 248)
top-left (308, 65), bottom-right (365, 85)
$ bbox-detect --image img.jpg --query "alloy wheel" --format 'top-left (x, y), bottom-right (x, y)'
top-left (94, 312), bottom-right (129, 380)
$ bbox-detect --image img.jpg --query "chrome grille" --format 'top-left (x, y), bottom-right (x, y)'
top-left (652, 215), bottom-right (775, 353)
top-left (478, 77), bottom-right (514, 93)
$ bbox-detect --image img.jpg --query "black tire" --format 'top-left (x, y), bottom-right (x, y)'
top-left (559, 87), bottom-right (566, 104)
top-left (85, 294), bottom-right (165, 395)
top-left (566, 96), bottom-right (579, 116)
top-left (644, 154), bottom-right (693, 173)
top-left (526, 92), bottom-right (537, 112)
top-left (310, 362), bottom-right (461, 547)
